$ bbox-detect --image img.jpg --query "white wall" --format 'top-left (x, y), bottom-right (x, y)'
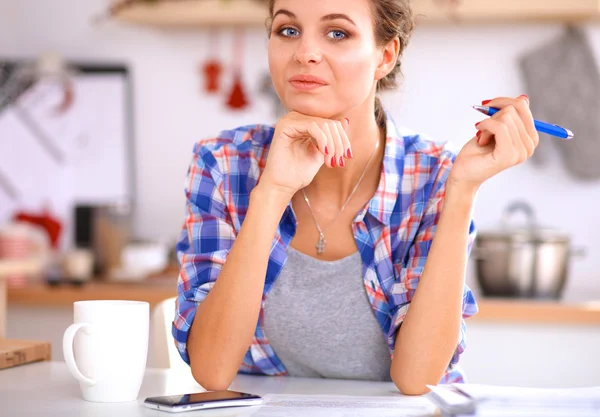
top-left (1, 1), bottom-right (600, 300)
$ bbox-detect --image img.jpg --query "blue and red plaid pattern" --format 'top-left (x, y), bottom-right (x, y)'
top-left (173, 113), bottom-right (478, 383)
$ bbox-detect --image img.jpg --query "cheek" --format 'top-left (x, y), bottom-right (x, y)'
top-left (268, 42), bottom-right (288, 94)
top-left (330, 46), bottom-right (377, 97)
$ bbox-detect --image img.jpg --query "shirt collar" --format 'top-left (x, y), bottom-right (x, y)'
top-left (364, 111), bottom-right (405, 226)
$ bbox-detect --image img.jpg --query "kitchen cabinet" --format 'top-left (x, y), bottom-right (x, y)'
top-left (6, 282), bottom-right (600, 386)
top-left (111, 0), bottom-right (600, 28)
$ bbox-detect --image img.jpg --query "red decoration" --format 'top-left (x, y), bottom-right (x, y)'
top-left (225, 29), bottom-right (249, 110)
top-left (202, 60), bottom-right (222, 93)
top-left (13, 208), bottom-right (63, 249)
top-left (226, 72), bottom-right (249, 109)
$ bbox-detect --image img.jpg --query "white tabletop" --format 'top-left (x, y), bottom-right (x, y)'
top-left (0, 361), bottom-right (422, 417)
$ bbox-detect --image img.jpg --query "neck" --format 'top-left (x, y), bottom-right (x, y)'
top-left (307, 99), bottom-right (385, 206)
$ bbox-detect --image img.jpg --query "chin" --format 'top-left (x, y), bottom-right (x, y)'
top-left (283, 96), bottom-right (341, 119)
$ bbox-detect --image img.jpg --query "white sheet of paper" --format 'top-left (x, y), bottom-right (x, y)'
top-left (246, 394), bottom-right (436, 417)
top-left (451, 384), bottom-right (600, 417)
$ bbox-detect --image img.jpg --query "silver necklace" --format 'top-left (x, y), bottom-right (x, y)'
top-left (302, 140), bottom-right (380, 255)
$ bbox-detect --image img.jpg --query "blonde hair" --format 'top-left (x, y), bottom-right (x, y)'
top-left (266, 0), bottom-right (415, 127)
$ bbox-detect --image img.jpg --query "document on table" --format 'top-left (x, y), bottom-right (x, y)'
top-left (427, 383), bottom-right (600, 417)
top-left (246, 394), bottom-right (436, 417)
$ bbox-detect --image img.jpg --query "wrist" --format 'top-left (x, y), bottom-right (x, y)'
top-left (250, 181), bottom-right (295, 212)
top-left (444, 178), bottom-right (478, 212)
top-left (446, 175), bottom-right (480, 200)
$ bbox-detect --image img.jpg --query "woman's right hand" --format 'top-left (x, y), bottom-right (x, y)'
top-left (260, 111), bottom-right (351, 197)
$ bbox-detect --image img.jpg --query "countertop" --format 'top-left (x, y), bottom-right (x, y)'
top-left (7, 280), bottom-right (600, 325)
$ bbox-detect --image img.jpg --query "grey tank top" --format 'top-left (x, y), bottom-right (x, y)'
top-left (263, 246), bottom-right (392, 381)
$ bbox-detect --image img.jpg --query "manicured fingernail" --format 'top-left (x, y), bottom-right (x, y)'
top-left (346, 148), bottom-right (353, 158)
top-left (331, 156), bottom-right (336, 167)
top-left (519, 94), bottom-right (529, 102)
top-left (339, 156), bottom-right (345, 167)
top-left (475, 122), bottom-right (481, 128)
top-left (344, 117), bottom-right (350, 124)
top-left (476, 131), bottom-right (482, 142)
top-left (481, 100), bottom-right (492, 105)
top-left (325, 146), bottom-right (329, 155)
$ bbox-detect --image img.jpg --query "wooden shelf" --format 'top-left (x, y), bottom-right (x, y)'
top-left (112, 0), bottom-right (600, 27)
top-left (113, 0), bottom-right (269, 27)
top-left (7, 281), bottom-right (600, 325)
top-left (473, 298), bottom-right (600, 326)
top-left (7, 280), bottom-right (177, 308)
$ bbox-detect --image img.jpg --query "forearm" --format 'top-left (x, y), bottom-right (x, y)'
top-left (391, 182), bottom-right (477, 395)
top-left (187, 183), bottom-right (291, 390)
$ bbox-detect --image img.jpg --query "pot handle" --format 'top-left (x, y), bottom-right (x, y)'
top-left (501, 200), bottom-right (537, 229)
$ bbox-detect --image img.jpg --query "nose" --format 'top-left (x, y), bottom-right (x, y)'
top-left (293, 37), bottom-right (322, 65)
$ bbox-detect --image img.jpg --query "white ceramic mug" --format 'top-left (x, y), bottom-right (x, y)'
top-left (62, 300), bottom-right (149, 402)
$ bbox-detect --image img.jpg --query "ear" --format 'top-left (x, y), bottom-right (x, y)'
top-left (374, 37), bottom-right (400, 81)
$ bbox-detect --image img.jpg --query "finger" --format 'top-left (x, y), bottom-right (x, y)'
top-left (324, 121), bottom-right (344, 168)
top-left (340, 117), bottom-right (352, 158)
top-left (335, 121), bottom-right (352, 163)
top-left (304, 121), bottom-right (329, 157)
top-left (477, 118), bottom-right (523, 167)
top-left (476, 105), bottom-right (531, 156)
top-left (321, 122), bottom-right (338, 167)
top-left (513, 97), bottom-right (539, 149)
top-left (491, 106), bottom-right (524, 155)
top-left (482, 95), bottom-right (528, 110)
top-left (499, 105), bottom-right (535, 157)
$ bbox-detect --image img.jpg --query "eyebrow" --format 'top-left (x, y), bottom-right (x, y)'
top-left (272, 9), bottom-right (357, 27)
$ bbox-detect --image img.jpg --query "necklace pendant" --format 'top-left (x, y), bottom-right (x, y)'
top-left (316, 233), bottom-right (326, 255)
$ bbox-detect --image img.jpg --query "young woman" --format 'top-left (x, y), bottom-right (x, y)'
top-left (173, 0), bottom-right (538, 395)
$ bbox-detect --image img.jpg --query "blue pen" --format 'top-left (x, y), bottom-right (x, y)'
top-left (472, 105), bottom-right (574, 140)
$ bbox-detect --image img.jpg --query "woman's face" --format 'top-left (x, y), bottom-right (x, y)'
top-left (268, 0), bottom-right (383, 118)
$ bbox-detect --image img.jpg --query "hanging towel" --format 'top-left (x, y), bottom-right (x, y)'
top-left (519, 26), bottom-right (600, 181)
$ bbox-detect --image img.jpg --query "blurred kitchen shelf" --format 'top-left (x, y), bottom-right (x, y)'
top-left (113, 0), bottom-right (269, 27)
top-left (112, 0), bottom-right (600, 27)
top-left (8, 280), bottom-right (177, 308)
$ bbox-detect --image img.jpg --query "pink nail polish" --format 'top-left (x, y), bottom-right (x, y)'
top-left (346, 148), bottom-right (353, 158)
top-left (339, 156), bottom-right (345, 167)
top-left (325, 146), bottom-right (329, 155)
top-left (344, 117), bottom-right (350, 124)
top-left (331, 157), bottom-right (336, 167)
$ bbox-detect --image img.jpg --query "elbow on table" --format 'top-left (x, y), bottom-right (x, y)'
top-left (391, 372), bottom-right (433, 396)
top-left (190, 363), bottom-right (234, 392)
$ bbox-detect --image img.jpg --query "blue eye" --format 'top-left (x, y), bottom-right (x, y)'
top-left (279, 27), bottom-right (300, 38)
top-left (328, 30), bottom-right (347, 40)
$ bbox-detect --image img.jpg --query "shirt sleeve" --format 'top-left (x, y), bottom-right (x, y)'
top-left (387, 150), bottom-right (479, 369)
top-left (171, 146), bottom-right (236, 365)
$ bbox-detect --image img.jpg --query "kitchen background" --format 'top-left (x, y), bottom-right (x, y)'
top-left (1, 0), bottom-right (599, 387)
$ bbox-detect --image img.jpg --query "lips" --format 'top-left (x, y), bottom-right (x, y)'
top-left (289, 74), bottom-right (328, 85)
top-left (289, 74), bottom-right (328, 91)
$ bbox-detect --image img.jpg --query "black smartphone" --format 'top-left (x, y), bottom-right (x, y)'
top-left (143, 390), bottom-right (263, 413)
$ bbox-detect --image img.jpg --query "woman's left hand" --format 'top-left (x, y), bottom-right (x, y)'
top-left (450, 95), bottom-right (539, 191)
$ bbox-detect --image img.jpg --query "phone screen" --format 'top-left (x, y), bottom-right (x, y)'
top-left (146, 391), bottom-right (261, 407)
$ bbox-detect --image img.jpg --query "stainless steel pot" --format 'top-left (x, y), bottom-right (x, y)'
top-left (473, 201), bottom-right (585, 299)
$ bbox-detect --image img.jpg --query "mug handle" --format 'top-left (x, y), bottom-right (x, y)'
top-left (63, 323), bottom-right (97, 387)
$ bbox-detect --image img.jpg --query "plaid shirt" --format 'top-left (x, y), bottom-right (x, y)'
top-left (173, 114), bottom-right (478, 384)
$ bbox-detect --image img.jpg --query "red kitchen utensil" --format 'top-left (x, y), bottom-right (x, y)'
top-left (226, 29), bottom-right (249, 110)
top-left (201, 29), bottom-right (223, 94)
